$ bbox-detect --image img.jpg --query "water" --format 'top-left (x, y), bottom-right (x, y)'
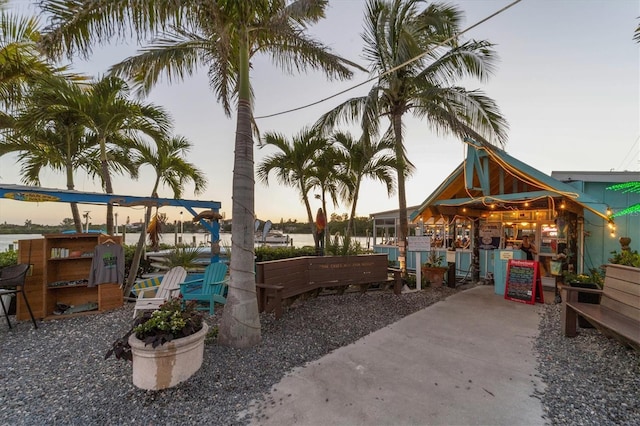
top-left (0, 232), bottom-right (371, 252)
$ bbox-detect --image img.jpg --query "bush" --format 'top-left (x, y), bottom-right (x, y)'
top-left (325, 234), bottom-right (370, 256)
top-left (608, 250), bottom-right (640, 268)
top-left (123, 244), bottom-right (154, 281)
top-left (0, 249), bottom-right (18, 268)
top-left (255, 246), bottom-right (316, 262)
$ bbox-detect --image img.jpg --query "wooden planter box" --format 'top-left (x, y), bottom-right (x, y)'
top-left (421, 266), bottom-right (448, 287)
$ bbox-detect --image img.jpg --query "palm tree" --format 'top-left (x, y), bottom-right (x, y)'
top-left (124, 135), bottom-right (207, 296)
top-left (0, 3), bottom-right (54, 124)
top-left (307, 140), bottom-right (346, 251)
top-left (38, 0), bottom-right (360, 348)
top-left (80, 75), bottom-right (171, 235)
top-left (0, 74), bottom-right (94, 231)
top-left (258, 127), bottom-right (329, 247)
top-left (332, 131), bottom-right (397, 237)
top-left (316, 0), bottom-right (508, 272)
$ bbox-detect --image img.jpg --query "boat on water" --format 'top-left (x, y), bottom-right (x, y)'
top-left (255, 229), bottom-right (291, 247)
top-left (254, 219), bottom-right (291, 247)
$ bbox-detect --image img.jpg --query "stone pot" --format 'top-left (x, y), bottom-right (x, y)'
top-left (421, 266), bottom-right (448, 287)
top-left (619, 237), bottom-right (631, 251)
top-left (129, 322), bottom-right (208, 390)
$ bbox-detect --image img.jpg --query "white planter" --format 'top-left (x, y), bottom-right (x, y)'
top-left (1, 293), bottom-right (13, 313)
top-left (128, 322), bottom-right (208, 390)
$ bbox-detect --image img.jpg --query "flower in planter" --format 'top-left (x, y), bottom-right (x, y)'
top-left (105, 297), bottom-right (204, 361)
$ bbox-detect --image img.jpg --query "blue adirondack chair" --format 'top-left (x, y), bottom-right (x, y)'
top-left (179, 262), bottom-right (228, 315)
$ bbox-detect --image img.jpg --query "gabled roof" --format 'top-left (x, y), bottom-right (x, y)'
top-left (411, 139), bottom-right (610, 221)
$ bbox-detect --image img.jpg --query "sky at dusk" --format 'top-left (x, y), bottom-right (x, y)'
top-left (0, 0), bottom-right (638, 227)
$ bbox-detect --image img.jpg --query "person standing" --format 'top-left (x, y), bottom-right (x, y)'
top-left (519, 235), bottom-right (537, 260)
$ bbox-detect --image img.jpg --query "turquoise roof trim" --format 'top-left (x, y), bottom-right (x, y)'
top-left (411, 139), bottom-right (611, 221)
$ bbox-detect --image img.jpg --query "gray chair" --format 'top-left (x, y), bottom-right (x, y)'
top-left (0, 264), bottom-right (38, 329)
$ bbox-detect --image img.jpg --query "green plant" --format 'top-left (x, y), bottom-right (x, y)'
top-left (609, 250), bottom-right (640, 268)
top-left (423, 251), bottom-right (444, 268)
top-left (325, 233), bottom-right (367, 256)
top-left (563, 267), bottom-right (605, 287)
top-left (254, 245), bottom-right (317, 262)
top-left (0, 249), bottom-right (18, 268)
top-left (105, 298), bottom-right (204, 361)
top-left (164, 246), bottom-right (202, 269)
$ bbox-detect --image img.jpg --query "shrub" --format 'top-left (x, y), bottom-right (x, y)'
top-left (0, 249), bottom-right (18, 268)
top-left (255, 246), bottom-right (316, 262)
top-left (608, 250), bottom-right (640, 268)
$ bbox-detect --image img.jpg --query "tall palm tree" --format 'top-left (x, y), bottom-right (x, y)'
top-left (80, 75), bottom-right (171, 235)
top-left (124, 135), bottom-right (207, 296)
top-left (38, 0), bottom-right (360, 348)
top-left (258, 128), bottom-right (329, 247)
top-left (316, 0), bottom-right (508, 272)
top-left (332, 131), bottom-right (397, 237)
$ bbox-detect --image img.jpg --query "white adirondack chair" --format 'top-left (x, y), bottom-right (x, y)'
top-left (133, 266), bottom-right (187, 318)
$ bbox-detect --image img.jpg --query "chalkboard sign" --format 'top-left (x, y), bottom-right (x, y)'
top-left (504, 259), bottom-right (544, 305)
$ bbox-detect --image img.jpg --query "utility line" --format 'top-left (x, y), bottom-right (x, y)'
top-left (617, 135), bottom-right (640, 171)
top-left (254, 0), bottom-right (523, 120)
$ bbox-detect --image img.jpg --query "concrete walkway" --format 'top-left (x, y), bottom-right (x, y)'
top-left (246, 285), bottom-right (546, 426)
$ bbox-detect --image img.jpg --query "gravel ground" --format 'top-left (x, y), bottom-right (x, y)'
top-left (535, 303), bottom-right (640, 426)
top-left (1, 285), bottom-right (639, 426)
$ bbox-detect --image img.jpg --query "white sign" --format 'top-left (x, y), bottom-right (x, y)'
top-left (500, 250), bottom-right (515, 260)
top-left (407, 236), bottom-right (431, 252)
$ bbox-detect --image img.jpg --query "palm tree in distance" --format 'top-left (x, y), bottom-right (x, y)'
top-left (258, 127), bottom-right (328, 250)
top-left (332, 130), bottom-right (397, 238)
top-left (315, 0), bottom-right (508, 273)
top-left (124, 135), bottom-right (207, 297)
top-left (38, 0), bottom-right (360, 348)
top-left (307, 141), bottom-right (346, 251)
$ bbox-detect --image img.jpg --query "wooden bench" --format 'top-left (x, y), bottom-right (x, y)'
top-left (256, 254), bottom-right (402, 319)
top-left (563, 264), bottom-right (640, 351)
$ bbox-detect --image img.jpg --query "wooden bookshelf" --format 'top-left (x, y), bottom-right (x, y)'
top-left (17, 233), bottom-right (123, 320)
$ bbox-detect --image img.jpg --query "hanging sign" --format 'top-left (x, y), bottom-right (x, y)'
top-left (4, 192), bottom-right (60, 202)
top-left (479, 222), bottom-right (501, 250)
top-left (407, 236), bottom-right (431, 251)
top-left (504, 259), bottom-right (544, 305)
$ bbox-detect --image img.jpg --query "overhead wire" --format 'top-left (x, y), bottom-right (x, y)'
top-left (617, 135), bottom-right (640, 171)
top-left (254, 0), bottom-right (524, 120)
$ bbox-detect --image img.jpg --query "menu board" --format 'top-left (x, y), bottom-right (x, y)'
top-left (504, 259), bottom-right (544, 305)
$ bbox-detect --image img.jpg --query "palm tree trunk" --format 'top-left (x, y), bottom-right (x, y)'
top-left (321, 192), bottom-right (329, 253)
top-left (393, 113), bottom-right (408, 274)
top-left (346, 177), bottom-right (362, 238)
top-left (66, 173), bottom-right (83, 233)
top-left (65, 140), bottom-right (83, 233)
top-left (99, 138), bottom-right (114, 234)
top-left (302, 183), bottom-right (318, 248)
top-left (218, 39), bottom-right (261, 349)
top-left (123, 204), bottom-right (152, 297)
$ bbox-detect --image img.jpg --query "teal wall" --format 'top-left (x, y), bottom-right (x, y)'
top-left (565, 180), bottom-right (640, 271)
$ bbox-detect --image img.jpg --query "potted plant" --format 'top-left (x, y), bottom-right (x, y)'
top-left (563, 269), bottom-right (604, 328)
top-left (106, 297), bottom-right (208, 390)
top-left (421, 252), bottom-right (448, 287)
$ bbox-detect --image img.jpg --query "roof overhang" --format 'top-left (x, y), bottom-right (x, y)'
top-left (410, 139), bottom-right (612, 223)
